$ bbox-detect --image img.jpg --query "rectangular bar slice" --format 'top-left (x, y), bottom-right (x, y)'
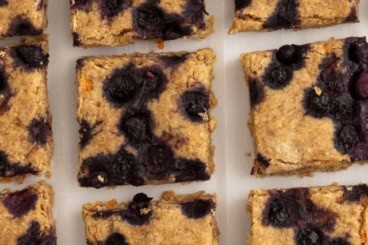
top-left (83, 191), bottom-right (218, 245)
top-left (241, 37), bottom-right (368, 176)
top-left (0, 0), bottom-right (48, 38)
top-left (229, 0), bottom-right (359, 33)
top-left (248, 184), bottom-right (368, 245)
top-left (0, 36), bottom-right (53, 181)
top-left (70, 0), bottom-right (214, 47)
top-left (76, 48), bottom-right (216, 188)
top-left (0, 181), bottom-right (56, 244)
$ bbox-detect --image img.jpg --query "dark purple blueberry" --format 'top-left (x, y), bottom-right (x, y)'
top-left (103, 65), bottom-right (142, 106)
top-left (263, 63), bottom-right (292, 89)
top-left (17, 221), bottom-right (56, 245)
top-left (6, 16), bottom-right (42, 37)
top-left (141, 143), bottom-right (173, 177)
top-left (235, 0), bottom-right (251, 11)
top-left (13, 44), bottom-right (49, 68)
top-left (73, 32), bottom-right (81, 46)
top-left (28, 118), bottom-right (49, 145)
top-left (105, 232), bottom-right (128, 245)
top-left (3, 188), bottom-right (38, 218)
top-left (343, 184), bottom-right (368, 202)
top-left (139, 66), bottom-right (167, 99)
top-left (263, 0), bottom-right (300, 30)
top-left (109, 151), bottom-right (136, 182)
top-left (345, 7), bottom-right (358, 22)
top-left (0, 151), bottom-right (37, 177)
top-left (183, 0), bottom-right (206, 28)
top-left (249, 79), bottom-right (264, 107)
top-left (71, 0), bottom-right (90, 10)
top-left (353, 71), bottom-right (368, 99)
top-left (266, 197), bottom-right (299, 227)
top-left (256, 154), bottom-right (270, 168)
top-left (100, 0), bottom-right (131, 19)
top-left (335, 125), bottom-right (359, 154)
top-left (296, 225), bottom-right (324, 245)
top-left (327, 95), bottom-right (353, 120)
top-left (173, 159), bottom-right (210, 182)
top-left (120, 113), bottom-right (152, 145)
top-left (0, 0), bottom-right (8, 7)
top-left (133, 3), bottom-right (165, 39)
top-left (181, 199), bottom-right (214, 219)
top-left (122, 193), bottom-right (153, 226)
top-left (347, 38), bottom-right (368, 66)
top-left (303, 89), bottom-right (329, 118)
top-left (159, 54), bottom-right (188, 67)
top-left (180, 88), bottom-right (210, 122)
top-left (162, 18), bottom-right (191, 41)
top-left (276, 45), bottom-right (300, 66)
top-left (0, 69), bottom-right (7, 92)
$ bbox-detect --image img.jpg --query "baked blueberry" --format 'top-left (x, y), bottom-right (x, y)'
top-left (303, 89), bottom-right (330, 118)
top-left (119, 113), bottom-right (152, 146)
top-left (28, 118), bottom-right (49, 145)
top-left (105, 232), bottom-right (128, 245)
top-left (276, 45), bottom-right (300, 66)
top-left (263, 0), bottom-right (300, 30)
top-left (353, 71), bottom-right (368, 99)
top-left (141, 143), bottom-right (174, 177)
top-left (133, 3), bottom-right (165, 39)
top-left (139, 66), bottom-right (167, 99)
top-left (17, 221), bottom-right (56, 245)
top-left (100, 0), bottom-right (131, 19)
top-left (249, 79), bottom-right (265, 107)
top-left (181, 199), bottom-right (214, 219)
top-left (6, 16), bottom-right (42, 37)
top-left (183, 0), bottom-right (206, 28)
top-left (180, 88), bottom-right (210, 122)
top-left (173, 159), bottom-right (209, 182)
top-left (0, 69), bottom-right (7, 92)
top-left (109, 151), bottom-right (136, 183)
top-left (13, 44), bottom-right (48, 68)
top-left (235, 0), bottom-right (252, 11)
top-left (0, 0), bottom-right (7, 7)
top-left (343, 184), bottom-right (368, 202)
top-left (263, 63), bottom-right (292, 90)
top-left (347, 38), bottom-right (368, 65)
top-left (3, 188), bottom-right (38, 218)
top-left (103, 65), bottom-right (142, 106)
top-left (296, 225), bottom-right (324, 245)
top-left (335, 125), bottom-right (359, 154)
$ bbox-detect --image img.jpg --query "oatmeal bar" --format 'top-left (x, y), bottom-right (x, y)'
top-left (83, 191), bottom-right (218, 244)
top-left (0, 0), bottom-right (48, 38)
top-left (0, 36), bottom-right (53, 180)
top-left (241, 37), bottom-right (368, 176)
top-left (77, 48), bottom-right (216, 188)
top-left (0, 181), bottom-right (56, 244)
top-left (70, 0), bottom-right (214, 47)
top-left (230, 0), bottom-right (359, 33)
top-left (248, 184), bottom-right (368, 244)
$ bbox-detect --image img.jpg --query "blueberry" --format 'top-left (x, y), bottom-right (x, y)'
top-left (256, 154), bottom-right (270, 168)
top-left (17, 221), bottom-right (56, 245)
top-left (303, 89), bottom-right (329, 118)
top-left (265, 196), bottom-right (300, 228)
top-left (343, 184), bottom-right (368, 202)
top-left (263, 0), bottom-right (300, 30)
top-left (0, 0), bottom-right (8, 7)
top-left (7, 16), bottom-right (42, 37)
top-left (235, 0), bottom-right (252, 11)
top-left (353, 71), bottom-right (368, 99)
top-left (180, 89), bottom-right (210, 122)
top-left (327, 95), bottom-right (353, 120)
top-left (120, 113), bottom-right (152, 145)
top-left (14, 44), bottom-right (49, 68)
top-left (100, 0), bottom-right (131, 19)
top-left (347, 38), bottom-right (368, 65)
top-left (0, 69), bottom-right (7, 91)
top-left (103, 66), bottom-right (142, 106)
top-left (141, 143), bottom-right (173, 177)
top-left (173, 159), bottom-right (210, 182)
top-left (159, 54), bottom-right (188, 67)
top-left (180, 199), bottom-right (214, 219)
top-left (162, 19), bottom-right (191, 40)
top-left (105, 232), bottom-right (128, 245)
top-left (3, 188), bottom-right (38, 218)
top-left (296, 226), bottom-right (324, 245)
top-left (133, 4), bottom-right (165, 39)
top-left (249, 79), bottom-right (265, 107)
top-left (183, 0), bottom-right (206, 28)
top-left (263, 64), bottom-right (292, 89)
top-left (267, 199), bottom-right (291, 226)
top-left (0, 151), bottom-right (37, 178)
top-left (109, 151), bottom-right (136, 182)
top-left (28, 118), bottom-right (49, 145)
top-left (139, 66), bottom-right (167, 99)
top-left (276, 45), bottom-right (300, 66)
top-left (335, 125), bottom-right (359, 154)
top-left (121, 193), bottom-right (153, 226)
